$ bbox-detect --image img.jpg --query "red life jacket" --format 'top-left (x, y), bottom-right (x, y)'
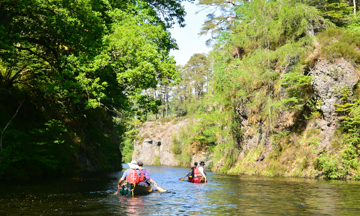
top-left (126, 169), bottom-right (145, 184)
top-left (193, 167), bottom-right (201, 177)
top-left (138, 169), bottom-right (145, 182)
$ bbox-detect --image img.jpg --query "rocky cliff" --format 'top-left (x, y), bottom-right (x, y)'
top-left (132, 117), bottom-right (187, 166)
top-left (224, 57), bottom-right (359, 178)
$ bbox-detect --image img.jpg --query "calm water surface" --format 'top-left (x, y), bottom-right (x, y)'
top-left (1, 165), bottom-right (360, 215)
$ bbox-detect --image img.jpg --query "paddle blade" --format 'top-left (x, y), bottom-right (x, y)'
top-left (156, 186), bottom-right (167, 192)
top-left (179, 177), bottom-right (186, 181)
top-left (113, 188), bottom-right (120, 195)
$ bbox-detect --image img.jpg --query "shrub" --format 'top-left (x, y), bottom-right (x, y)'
top-left (319, 28), bottom-right (360, 63)
top-left (154, 155), bottom-right (161, 166)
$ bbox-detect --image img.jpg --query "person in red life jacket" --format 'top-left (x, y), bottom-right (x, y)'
top-left (137, 160), bottom-right (157, 186)
top-left (199, 161), bottom-right (207, 182)
top-left (186, 162), bottom-right (198, 178)
top-left (118, 160), bottom-right (144, 189)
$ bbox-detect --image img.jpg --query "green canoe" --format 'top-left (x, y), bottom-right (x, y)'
top-left (119, 183), bottom-right (153, 196)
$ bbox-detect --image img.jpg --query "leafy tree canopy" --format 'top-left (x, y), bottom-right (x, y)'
top-left (0, 0), bottom-right (191, 177)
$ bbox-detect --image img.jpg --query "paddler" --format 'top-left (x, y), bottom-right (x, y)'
top-left (187, 162), bottom-right (198, 178)
top-left (199, 161), bottom-right (207, 182)
top-left (117, 160), bottom-right (143, 189)
top-left (137, 160), bottom-right (157, 186)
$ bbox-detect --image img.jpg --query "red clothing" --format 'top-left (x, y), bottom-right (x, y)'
top-left (193, 167), bottom-right (201, 177)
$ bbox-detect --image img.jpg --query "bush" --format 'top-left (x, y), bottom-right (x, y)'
top-left (322, 42), bottom-right (360, 62)
top-left (154, 155), bottom-right (160, 166)
top-left (319, 28), bottom-right (360, 63)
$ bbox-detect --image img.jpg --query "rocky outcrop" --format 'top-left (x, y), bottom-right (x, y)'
top-left (222, 58), bottom-right (359, 176)
top-left (310, 58), bottom-right (359, 147)
top-left (132, 118), bottom-right (189, 166)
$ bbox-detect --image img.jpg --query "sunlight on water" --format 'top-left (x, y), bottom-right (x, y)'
top-left (1, 165), bottom-right (360, 215)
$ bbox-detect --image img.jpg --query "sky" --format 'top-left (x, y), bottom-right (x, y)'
top-left (168, 2), bottom-right (212, 66)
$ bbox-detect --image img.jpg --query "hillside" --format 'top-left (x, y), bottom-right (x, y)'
top-left (129, 0), bottom-right (360, 180)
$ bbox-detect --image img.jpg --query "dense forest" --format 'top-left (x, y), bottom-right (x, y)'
top-left (124, 0), bottom-right (360, 180)
top-left (0, 0), bottom-right (188, 179)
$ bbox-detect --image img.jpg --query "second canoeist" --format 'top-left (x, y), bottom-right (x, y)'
top-left (187, 161), bottom-right (207, 183)
top-left (137, 160), bottom-right (157, 186)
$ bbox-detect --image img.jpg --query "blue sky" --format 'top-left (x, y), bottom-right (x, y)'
top-left (169, 2), bottom-right (212, 66)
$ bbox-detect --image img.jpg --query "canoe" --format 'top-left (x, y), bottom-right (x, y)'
top-left (188, 176), bottom-right (206, 183)
top-left (133, 184), bottom-right (153, 195)
top-left (119, 183), bottom-right (153, 196)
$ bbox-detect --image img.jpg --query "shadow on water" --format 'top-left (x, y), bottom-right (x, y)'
top-left (1, 164), bottom-right (360, 215)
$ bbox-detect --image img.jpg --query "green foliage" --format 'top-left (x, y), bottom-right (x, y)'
top-left (0, 0), bottom-right (188, 178)
top-left (121, 129), bottom-right (140, 163)
top-left (154, 155), bottom-right (161, 166)
top-left (171, 135), bottom-right (182, 155)
top-left (306, 0), bottom-right (355, 26)
top-left (316, 154), bottom-right (345, 179)
top-left (340, 99), bottom-right (360, 151)
top-left (319, 28), bottom-right (360, 63)
top-left (1, 119), bottom-right (72, 177)
top-left (116, 110), bottom-right (144, 164)
top-left (313, 86), bottom-right (360, 180)
top-left (315, 146), bottom-right (359, 179)
top-left (210, 0), bottom-right (323, 138)
top-left (271, 131), bottom-right (290, 154)
top-left (190, 0), bottom-right (359, 177)
top-left (347, 17), bottom-right (360, 31)
top-left (171, 123), bottom-right (193, 166)
top-left (170, 53), bottom-right (212, 117)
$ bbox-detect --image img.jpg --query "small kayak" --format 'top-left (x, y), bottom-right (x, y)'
top-left (119, 183), bottom-right (153, 196)
top-left (188, 176), bottom-right (206, 183)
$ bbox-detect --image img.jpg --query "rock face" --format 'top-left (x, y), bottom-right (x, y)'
top-left (311, 58), bottom-right (358, 122)
top-left (221, 58), bottom-right (359, 175)
top-left (190, 152), bottom-right (213, 169)
top-left (310, 58), bottom-right (359, 147)
top-left (132, 118), bottom-right (189, 166)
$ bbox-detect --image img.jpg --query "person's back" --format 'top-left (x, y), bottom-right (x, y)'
top-left (126, 168), bottom-right (145, 184)
top-left (193, 166), bottom-right (201, 177)
top-left (118, 160), bottom-right (141, 189)
top-left (199, 161), bottom-right (207, 182)
top-left (138, 168), bottom-right (150, 186)
top-left (137, 160), bottom-right (157, 186)
top-left (189, 162), bottom-right (198, 177)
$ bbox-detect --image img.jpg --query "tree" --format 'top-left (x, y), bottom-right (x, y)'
top-left (305, 0), bottom-right (356, 26)
top-left (184, 53), bottom-right (210, 99)
top-left (197, 0), bottom-right (250, 44)
top-left (0, 0), bottom-right (189, 177)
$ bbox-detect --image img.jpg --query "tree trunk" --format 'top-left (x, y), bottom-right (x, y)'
top-left (354, 0), bottom-right (357, 17)
top-left (154, 89), bottom-right (158, 120)
top-left (165, 85), bottom-right (169, 117)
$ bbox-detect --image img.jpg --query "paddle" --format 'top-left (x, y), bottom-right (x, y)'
top-left (150, 182), bottom-right (167, 192)
top-left (179, 176), bottom-right (186, 181)
top-left (113, 188), bottom-right (120, 195)
top-left (113, 182), bottom-right (127, 195)
top-left (179, 174), bottom-right (189, 181)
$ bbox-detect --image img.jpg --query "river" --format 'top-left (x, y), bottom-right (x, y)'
top-left (1, 165), bottom-right (360, 215)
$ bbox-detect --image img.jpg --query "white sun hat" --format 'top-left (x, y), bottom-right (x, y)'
top-left (128, 160), bottom-right (139, 169)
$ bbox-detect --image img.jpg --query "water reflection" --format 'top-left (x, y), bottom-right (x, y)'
top-left (1, 166), bottom-right (360, 215)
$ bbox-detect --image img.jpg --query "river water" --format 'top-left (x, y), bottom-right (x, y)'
top-left (1, 165), bottom-right (360, 215)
